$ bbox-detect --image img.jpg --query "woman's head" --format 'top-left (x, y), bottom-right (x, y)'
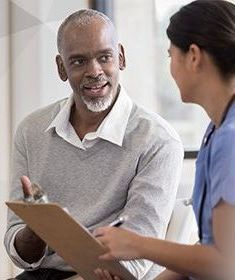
top-left (167, 0), bottom-right (235, 80)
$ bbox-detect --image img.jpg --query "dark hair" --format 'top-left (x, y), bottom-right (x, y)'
top-left (167, 0), bottom-right (235, 78)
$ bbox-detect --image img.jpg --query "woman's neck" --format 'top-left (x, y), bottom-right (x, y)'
top-left (200, 78), bottom-right (235, 128)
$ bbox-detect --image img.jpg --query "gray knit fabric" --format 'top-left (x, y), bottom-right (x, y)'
top-left (5, 99), bottom-right (184, 279)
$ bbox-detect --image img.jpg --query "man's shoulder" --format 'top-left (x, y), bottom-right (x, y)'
top-left (16, 98), bottom-right (66, 134)
top-left (129, 103), bottom-right (182, 143)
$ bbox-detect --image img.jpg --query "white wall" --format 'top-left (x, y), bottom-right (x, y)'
top-left (0, 1), bottom-right (12, 277)
top-left (115, 0), bottom-right (159, 112)
top-left (11, 0), bottom-right (88, 130)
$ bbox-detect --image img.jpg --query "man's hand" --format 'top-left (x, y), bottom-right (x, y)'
top-left (13, 175), bottom-right (47, 263)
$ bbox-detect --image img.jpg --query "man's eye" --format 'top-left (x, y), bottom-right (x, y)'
top-left (99, 55), bottom-right (111, 63)
top-left (72, 59), bottom-right (85, 66)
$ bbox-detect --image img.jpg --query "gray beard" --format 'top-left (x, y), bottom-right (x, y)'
top-left (81, 93), bottom-right (114, 113)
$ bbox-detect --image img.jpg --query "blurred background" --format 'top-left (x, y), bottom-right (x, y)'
top-left (2, 0), bottom-right (233, 278)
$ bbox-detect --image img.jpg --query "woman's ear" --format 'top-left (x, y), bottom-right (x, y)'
top-left (118, 44), bottom-right (126, 70)
top-left (56, 55), bottom-right (68, 81)
top-left (188, 44), bottom-right (202, 71)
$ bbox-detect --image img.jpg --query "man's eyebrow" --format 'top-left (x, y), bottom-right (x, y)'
top-left (68, 55), bottom-right (84, 61)
top-left (98, 48), bottom-right (115, 54)
top-left (68, 48), bottom-right (115, 59)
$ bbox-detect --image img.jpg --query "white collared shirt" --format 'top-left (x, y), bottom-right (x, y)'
top-left (45, 86), bottom-right (133, 150)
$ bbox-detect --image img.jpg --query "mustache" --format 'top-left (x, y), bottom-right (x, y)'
top-left (80, 75), bottom-right (112, 88)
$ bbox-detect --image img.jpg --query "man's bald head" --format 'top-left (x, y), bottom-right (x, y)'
top-left (57, 9), bottom-right (118, 55)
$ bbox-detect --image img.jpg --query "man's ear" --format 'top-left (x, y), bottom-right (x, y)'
top-left (56, 55), bottom-right (68, 81)
top-left (118, 44), bottom-right (126, 70)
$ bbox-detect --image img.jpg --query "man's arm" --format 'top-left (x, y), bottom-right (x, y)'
top-left (14, 225), bottom-right (46, 263)
top-left (4, 125), bottom-right (47, 269)
top-left (13, 176), bottom-right (46, 263)
top-left (113, 137), bottom-right (184, 278)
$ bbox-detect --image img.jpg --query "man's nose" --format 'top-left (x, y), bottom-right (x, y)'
top-left (85, 59), bottom-right (103, 78)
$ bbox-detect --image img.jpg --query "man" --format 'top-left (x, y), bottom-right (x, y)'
top-left (4, 9), bottom-right (183, 280)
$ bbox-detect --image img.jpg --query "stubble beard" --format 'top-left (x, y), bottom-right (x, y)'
top-left (81, 91), bottom-right (114, 113)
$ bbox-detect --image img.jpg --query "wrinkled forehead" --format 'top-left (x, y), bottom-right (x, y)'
top-left (60, 18), bottom-right (118, 57)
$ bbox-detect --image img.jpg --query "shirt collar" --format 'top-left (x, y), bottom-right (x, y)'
top-left (45, 86), bottom-right (133, 147)
top-left (224, 100), bottom-right (235, 123)
top-left (45, 94), bottom-right (74, 132)
top-left (97, 86), bottom-right (133, 146)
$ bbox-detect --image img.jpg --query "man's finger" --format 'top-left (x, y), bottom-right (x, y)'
top-left (21, 175), bottom-right (33, 196)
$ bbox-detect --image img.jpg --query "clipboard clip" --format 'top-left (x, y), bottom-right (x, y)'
top-left (23, 183), bottom-right (49, 204)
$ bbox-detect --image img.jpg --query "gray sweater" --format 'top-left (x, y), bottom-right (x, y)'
top-left (5, 97), bottom-right (183, 279)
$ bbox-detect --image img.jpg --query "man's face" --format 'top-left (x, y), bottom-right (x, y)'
top-left (57, 19), bottom-right (125, 113)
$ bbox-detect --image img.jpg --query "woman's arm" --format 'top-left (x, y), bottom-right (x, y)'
top-left (154, 269), bottom-right (188, 280)
top-left (94, 268), bottom-right (188, 280)
top-left (95, 201), bottom-right (235, 280)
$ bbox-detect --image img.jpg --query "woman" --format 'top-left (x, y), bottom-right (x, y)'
top-left (94, 1), bottom-right (235, 279)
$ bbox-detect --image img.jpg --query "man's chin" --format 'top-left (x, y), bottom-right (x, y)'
top-left (81, 94), bottom-right (114, 113)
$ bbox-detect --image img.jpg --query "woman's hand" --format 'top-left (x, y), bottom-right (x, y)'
top-left (94, 268), bottom-right (121, 280)
top-left (94, 226), bottom-right (142, 260)
top-left (153, 269), bottom-right (188, 280)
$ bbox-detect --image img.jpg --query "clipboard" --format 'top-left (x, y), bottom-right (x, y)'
top-left (6, 201), bottom-right (137, 280)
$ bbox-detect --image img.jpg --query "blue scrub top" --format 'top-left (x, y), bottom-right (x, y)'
top-left (193, 102), bottom-right (235, 245)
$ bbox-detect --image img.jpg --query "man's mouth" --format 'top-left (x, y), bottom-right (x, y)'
top-left (82, 82), bottom-right (109, 97)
